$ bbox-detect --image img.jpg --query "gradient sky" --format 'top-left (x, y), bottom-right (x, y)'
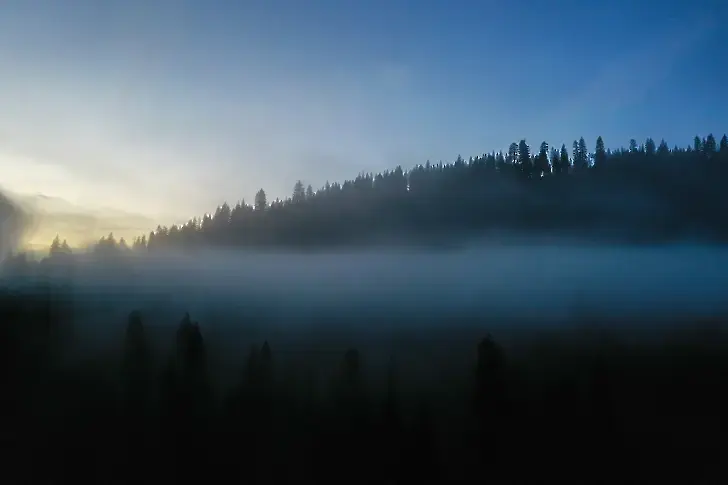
top-left (0, 0), bottom-right (725, 245)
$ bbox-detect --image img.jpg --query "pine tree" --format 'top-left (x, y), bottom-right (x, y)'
top-left (292, 180), bottom-right (306, 203)
top-left (147, 232), bottom-right (156, 251)
top-left (704, 134), bottom-right (717, 157)
top-left (49, 235), bottom-right (62, 256)
top-left (518, 139), bottom-right (531, 177)
top-left (594, 136), bottom-right (606, 169)
top-left (485, 153), bottom-right (497, 171)
top-left (255, 189), bottom-right (267, 211)
top-left (645, 138), bottom-right (656, 156)
top-left (572, 140), bottom-right (580, 171)
top-left (507, 143), bottom-right (519, 166)
top-left (560, 144), bottom-right (570, 174)
top-left (550, 147), bottom-right (560, 175)
top-left (657, 139), bottom-right (670, 156)
top-left (536, 142), bottom-right (549, 176)
top-left (495, 152), bottom-right (506, 172)
top-left (578, 137), bottom-right (589, 169)
top-left (214, 203), bottom-right (231, 226)
top-left (694, 136), bottom-right (703, 154)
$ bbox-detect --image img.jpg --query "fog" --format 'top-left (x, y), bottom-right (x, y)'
top-left (19, 242), bottom-right (720, 351)
top-left (0, 188), bottom-right (31, 259)
top-left (61, 243), bottom-right (725, 314)
top-left (6, 228), bottom-right (728, 392)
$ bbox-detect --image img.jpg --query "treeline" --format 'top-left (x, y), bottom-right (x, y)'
top-left (49, 133), bottom-right (722, 253)
top-left (3, 285), bottom-right (728, 483)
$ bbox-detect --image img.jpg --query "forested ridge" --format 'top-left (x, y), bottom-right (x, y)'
top-left (40, 133), bottom-right (728, 253)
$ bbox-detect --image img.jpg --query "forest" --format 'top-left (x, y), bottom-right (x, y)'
top-left (33, 133), bottom-right (728, 254)
top-left (2, 133), bottom-right (728, 483)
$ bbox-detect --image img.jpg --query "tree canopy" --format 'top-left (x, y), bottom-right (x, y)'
top-left (37, 132), bottom-right (728, 254)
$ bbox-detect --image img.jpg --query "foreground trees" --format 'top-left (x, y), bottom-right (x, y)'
top-left (3, 286), bottom-right (728, 483)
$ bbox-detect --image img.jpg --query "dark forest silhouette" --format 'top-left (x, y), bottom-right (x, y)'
top-left (54, 133), bottom-right (728, 252)
top-left (3, 289), bottom-right (728, 484)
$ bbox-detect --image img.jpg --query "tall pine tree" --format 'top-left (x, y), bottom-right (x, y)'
top-left (255, 189), bottom-right (267, 211)
top-left (594, 136), bottom-right (606, 169)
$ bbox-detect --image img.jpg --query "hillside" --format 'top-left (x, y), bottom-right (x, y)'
top-left (118, 134), bottom-right (727, 251)
top-left (13, 133), bottom-right (728, 256)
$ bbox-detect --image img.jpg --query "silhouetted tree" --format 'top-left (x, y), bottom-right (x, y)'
top-left (507, 142), bottom-right (518, 166)
top-left (577, 137), bottom-right (589, 170)
top-left (550, 147), bottom-right (560, 175)
top-left (705, 134), bottom-right (717, 158)
top-left (475, 334), bottom-right (507, 414)
top-left (473, 334), bottom-right (509, 479)
top-left (292, 180), bottom-right (306, 203)
top-left (46, 235), bottom-right (73, 270)
top-left (594, 136), bottom-right (606, 169)
top-left (560, 144), bottom-right (570, 174)
top-left (123, 310), bottom-right (151, 401)
top-left (255, 189), bottom-right (267, 211)
top-left (175, 313), bottom-right (207, 386)
top-left (645, 137), bottom-right (656, 157)
top-left (629, 139), bottom-right (638, 153)
top-left (495, 151), bottom-right (506, 172)
top-left (572, 140), bottom-right (581, 172)
top-left (121, 309), bottom-right (152, 470)
top-left (49, 235), bottom-right (62, 256)
top-left (518, 139), bottom-right (531, 177)
top-left (658, 139), bottom-right (670, 156)
top-left (535, 141), bottom-right (550, 176)
top-left (694, 135), bottom-right (703, 154)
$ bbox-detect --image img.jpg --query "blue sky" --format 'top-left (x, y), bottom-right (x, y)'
top-left (0, 0), bottom-right (725, 244)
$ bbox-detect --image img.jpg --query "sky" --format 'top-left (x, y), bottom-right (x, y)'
top-left (0, 0), bottom-right (725, 246)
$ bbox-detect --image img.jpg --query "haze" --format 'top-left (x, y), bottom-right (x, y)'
top-left (15, 243), bottom-right (726, 344)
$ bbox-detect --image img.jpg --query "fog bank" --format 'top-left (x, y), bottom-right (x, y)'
top-left (56, 243), bottom-right (728, 329)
